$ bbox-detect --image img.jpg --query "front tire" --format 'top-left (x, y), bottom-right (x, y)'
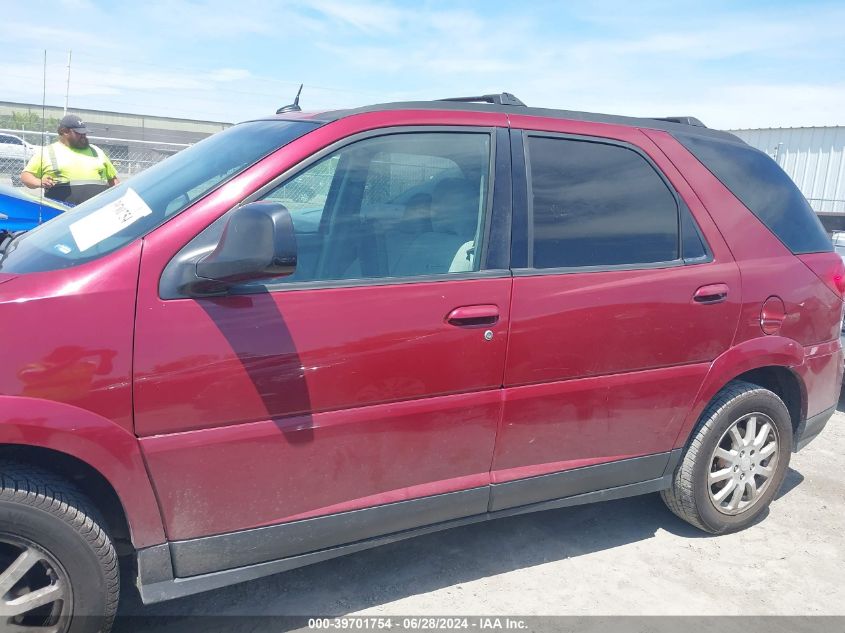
top-left (0, 463), bottom-right (119, 633)
top-left (661, 381), bottom-right (793, 534)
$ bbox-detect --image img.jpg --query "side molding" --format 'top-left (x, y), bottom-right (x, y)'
top-left (137, 450), bottom-right (681, 604)
top-left (794, 405), bottom-right (835, 452)
top-left (169, 487), bottom-right (490, 577)
top-left (489, 452), bottom-right (673, 511)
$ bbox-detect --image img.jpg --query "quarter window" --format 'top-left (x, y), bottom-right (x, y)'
top-left (681, 202), bottom-right (708, 262)
top-left (675, 133), bottom-right (831, 255)
top-left (527, 136), bottom-right (680, 269)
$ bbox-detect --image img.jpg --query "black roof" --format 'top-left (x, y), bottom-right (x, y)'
top-left (283, 94), bottom-right (744, 146)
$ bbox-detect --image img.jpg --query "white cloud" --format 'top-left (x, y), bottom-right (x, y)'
top-left (0, 22), bottom-right (118, 50)
top-left (207, 68), bottom-right (252, 82)
top-left (141, 0), bottom-right (329, 38)
top-left (698, 84), bottom-right (845, 129)
top-left (57, 0), bottom-right (95, 8)
top-left (1, 0), bottom-right (843, 129)
top-left (568, 17), bottom-right (836, 62)
top-left (295, 2), bottom-right (844, 128)
top-left (306, 0), bottom-right (406, 33)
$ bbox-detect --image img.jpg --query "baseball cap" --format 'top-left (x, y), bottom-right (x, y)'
top-left (58, 114), bottom-right (90, 135)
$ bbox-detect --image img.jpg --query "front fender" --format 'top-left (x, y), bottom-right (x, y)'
top-left (0, 395), bottom-right (165, 548)
top-left (672, 336), bottom-right (806, 449)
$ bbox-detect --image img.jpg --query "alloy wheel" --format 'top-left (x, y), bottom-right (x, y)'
top-left (0, 534), bottom-right (71, 632)
top-left (707, 412), bottom-right (780, 515)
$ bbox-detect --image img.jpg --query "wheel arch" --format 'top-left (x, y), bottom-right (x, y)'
top-left (0, 444), bottom-right (133, 554)
top-left (674, 336), bottom-right (807, 449)
top-left (0, 395), bottom-right (166, 549)
top-left (732, 366), bottom-right (804, 437)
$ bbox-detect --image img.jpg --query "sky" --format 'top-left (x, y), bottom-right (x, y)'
top-left (1, 0), bottom-right (843, 130)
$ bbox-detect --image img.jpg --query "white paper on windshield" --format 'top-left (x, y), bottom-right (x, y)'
top-left (69, 187), bottom-right (153, 252)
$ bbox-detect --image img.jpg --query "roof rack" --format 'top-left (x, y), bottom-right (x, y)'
top-left (651, 116), bottom-right (707, 128)
top-left (438, 92), bottom-right (526, 107)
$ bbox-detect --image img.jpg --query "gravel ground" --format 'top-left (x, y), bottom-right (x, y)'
top-left (114, 387), bottom-right (845, 631)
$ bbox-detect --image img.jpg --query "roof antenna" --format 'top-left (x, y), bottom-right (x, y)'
top-left (276, 84), bottom-right (303, 114)
top-left (38, 49), bottom-right (47, 225)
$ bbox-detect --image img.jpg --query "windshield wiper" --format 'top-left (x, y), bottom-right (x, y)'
top-left (0, 231), bottom-right (12, 255)
top-left (0, 230), bottom-right (24, 261)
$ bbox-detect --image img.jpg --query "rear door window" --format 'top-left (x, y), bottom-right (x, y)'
top-left (526, 135), bottom-right (680, 269)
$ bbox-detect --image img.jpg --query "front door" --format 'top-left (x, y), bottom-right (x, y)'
top-left (132, 127), bottom-right (512, 574)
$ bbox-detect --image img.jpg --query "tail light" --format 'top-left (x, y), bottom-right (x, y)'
top-left (798, 253), bottom-right (845, 300)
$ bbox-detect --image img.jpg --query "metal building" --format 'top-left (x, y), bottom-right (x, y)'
top-left (728, 127), bottom-right (845, 224)
top-left (0, 101), bottom-right (229, 144)
top-left (0, 100), bottom-right (230, 181)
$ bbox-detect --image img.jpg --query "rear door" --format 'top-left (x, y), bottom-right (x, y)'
top-left (491, 119), bottom-right (741, 510)
top-left (133, 123), bottom-right (513, 574)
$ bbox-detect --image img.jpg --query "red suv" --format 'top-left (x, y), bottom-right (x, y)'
top-left (0, 94), bottom-right (841, 631)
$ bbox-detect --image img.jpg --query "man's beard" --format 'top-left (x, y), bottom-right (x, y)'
top-left (70, 136), bottom-right (90, 149)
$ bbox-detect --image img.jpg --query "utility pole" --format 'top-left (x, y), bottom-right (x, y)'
top-left (64, 50), bottom-right (72, 115)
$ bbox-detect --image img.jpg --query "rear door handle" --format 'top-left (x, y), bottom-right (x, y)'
top-left (446, 304), bottom-right (500, 326)
top-left (694, 283), bottom-right (729, 304)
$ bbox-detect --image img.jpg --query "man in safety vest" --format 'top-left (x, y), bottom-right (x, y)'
top-left (20, 114), bottom-right (120, 205)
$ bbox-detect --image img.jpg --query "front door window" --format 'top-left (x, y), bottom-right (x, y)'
top-left (256, 132), bottom-right (492, 284)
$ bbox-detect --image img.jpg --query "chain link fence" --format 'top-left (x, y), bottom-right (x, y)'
top-left (0, 128), bottom-right (190, 189)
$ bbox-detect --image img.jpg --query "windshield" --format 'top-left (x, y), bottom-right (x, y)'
top-left (0, 120), bottom-right (319, 274)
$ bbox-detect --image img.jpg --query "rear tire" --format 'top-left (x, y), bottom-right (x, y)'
top-left (661, 381), bottom-right (792, 534)
top-left (0, 463), bottom-right (119, 633)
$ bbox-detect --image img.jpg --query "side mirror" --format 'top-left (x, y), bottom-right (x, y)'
top-left (190, 201), bottom-right (296, 294)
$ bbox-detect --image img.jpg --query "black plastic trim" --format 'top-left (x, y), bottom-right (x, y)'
top-left (489, 451), bottom-right (673, 511)
top-left (653, 116), bottom-right (706, 127)
top-left (234, 269), bottom-right (512, 293)
top-left (662, 447), bottom-right (684, 477)
top-left (439, 93), bottom-right (526, 107)
top-left (137, 469), bottom-right (675, 605)
top-left (136, 543), bottom-right (174, 586)
top-left (169, 487), bottom-right (490, 577)
top-left (509, 130), bottom-right (529, 269)
top-left (493, 475), bottom-right (671, 520)
top-left (511, 260), bottom-right (683, 277)
top-left (793, 405), bottom-right (836, 452)
top-left (485, 127), bottom-right (512, 271)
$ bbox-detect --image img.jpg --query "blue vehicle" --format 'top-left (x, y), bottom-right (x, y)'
top-left (0, 183), bottom-right (70, 232)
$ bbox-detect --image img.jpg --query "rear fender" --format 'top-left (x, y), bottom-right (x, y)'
top-left (673, 336), bottom-right (806, 449)
top-left (0, 395), bottom-right (165, 548)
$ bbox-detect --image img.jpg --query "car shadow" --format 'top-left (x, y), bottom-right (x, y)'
top-left (114, 492), bottom-right (708, 632)
top-left (775, 467), bottom-right (804, 500)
